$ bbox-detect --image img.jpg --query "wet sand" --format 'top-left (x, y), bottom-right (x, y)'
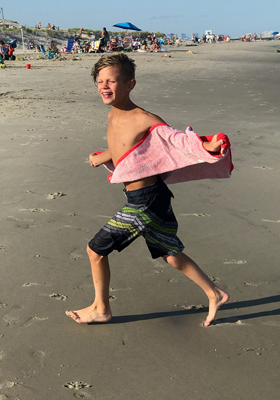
top-left (1, 41), bottom-right (280, 399)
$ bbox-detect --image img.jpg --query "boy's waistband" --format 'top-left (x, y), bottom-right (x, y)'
top-left (123, 179), bottom-right (171, 200)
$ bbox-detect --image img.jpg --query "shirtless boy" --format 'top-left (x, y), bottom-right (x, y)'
top-left (66, 53), bottom-right (229, 326)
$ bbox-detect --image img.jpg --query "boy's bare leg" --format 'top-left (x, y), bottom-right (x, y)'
top-left (65, 246), bottom-right (112, 324)
top-left (163, 253), bottom-right (229, 326)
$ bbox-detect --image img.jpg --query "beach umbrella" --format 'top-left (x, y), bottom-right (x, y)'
top-left (272, 31), bottom-right (279, 35)
top-left (113, 22), bottom-right (142, 31)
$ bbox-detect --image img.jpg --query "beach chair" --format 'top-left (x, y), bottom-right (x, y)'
top-left (65, 39), bottom-right (74, 53)
top-left (123, 36), bottom-right (133, 51)
top-left (109, 38), bottom-right (119, 52)
top-left (93, 40), bottom-right (101, 52)
top-left (40, 45), bottom-right (54, 59)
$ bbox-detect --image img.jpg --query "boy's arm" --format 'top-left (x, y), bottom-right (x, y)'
top-left (89, 148), bottom-right (112, 167)
top-left (203, 135), bottom-right (225, 155)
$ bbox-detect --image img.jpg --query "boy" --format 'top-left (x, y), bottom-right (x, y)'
top-left (66, 54), bottom-right (229, 326)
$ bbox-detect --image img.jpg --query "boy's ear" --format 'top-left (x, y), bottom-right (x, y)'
top-left (127, 79), bottom-right (136, 92)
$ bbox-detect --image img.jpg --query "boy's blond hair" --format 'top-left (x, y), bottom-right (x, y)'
top-left (91, 53), bottom-right (136, 83)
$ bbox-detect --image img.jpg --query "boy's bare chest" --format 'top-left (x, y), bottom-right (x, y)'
top-left (107, 125), bottom-right (146, 165)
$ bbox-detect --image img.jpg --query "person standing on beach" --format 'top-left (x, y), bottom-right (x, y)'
top-left (65, 53), bottom-right (229, 326)
top-left (101, 27), bottom-right (109, 52)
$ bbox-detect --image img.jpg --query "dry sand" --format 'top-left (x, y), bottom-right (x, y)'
top-left (1, 41), bottom-right (280, 399)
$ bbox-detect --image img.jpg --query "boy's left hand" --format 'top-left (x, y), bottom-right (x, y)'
top-left (203, 135), bottom-right (225, 155)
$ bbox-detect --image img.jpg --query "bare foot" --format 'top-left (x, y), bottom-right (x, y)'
top-left (65, 303), bottom-right (112, 324)
top-left (203, 289), bottom-right (229, 327)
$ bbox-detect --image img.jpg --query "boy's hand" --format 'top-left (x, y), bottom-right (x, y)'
top-left (203, 135), bottom-right (225, 155)
top-left (89, 153), bottom-right (99, 167)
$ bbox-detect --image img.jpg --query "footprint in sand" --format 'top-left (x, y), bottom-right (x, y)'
top-left (64, 381), bottom-right (93, 390)
top-left (143, 268), bottom-right (163, 277)
top-left (70, 252), bottom-right (83, 261)
top-left (73, 392), bottom-right (94, 399)
top-left (46, 192), bottom-right (65, 200)
top-left (23, 316), bottom-right (49, 327)
top-left (21, 282), bottom-right (39, 287)
top-left (3, 305), bottom-right (23, 326)
top-left (0, 381), bottom-right (16, 390)
top-left (223, 259), bottom-right (247, 265)
top-left (168, 278), bottom-right (179, 283)
top-left (181, 304), bottom-right (204, 310)
top-left (109, 287), bottom-right (131, 292)
top-left (32, 350), bottom-right (45, 368)
top-left (50, 293), bottom-right (68, 301)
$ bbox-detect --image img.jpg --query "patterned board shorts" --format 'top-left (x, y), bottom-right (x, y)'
top-left (88, 179), bottom-right (184, 259)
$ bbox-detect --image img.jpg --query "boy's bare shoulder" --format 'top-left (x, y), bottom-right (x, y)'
top-left (131, 107), bottom-right (166, 131)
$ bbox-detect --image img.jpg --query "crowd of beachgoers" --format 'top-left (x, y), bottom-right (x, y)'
top-left (1, 25), bottom-right (279, 64)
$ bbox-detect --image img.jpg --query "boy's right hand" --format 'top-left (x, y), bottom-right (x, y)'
top-left (89, 153), bottom-right (99, 167)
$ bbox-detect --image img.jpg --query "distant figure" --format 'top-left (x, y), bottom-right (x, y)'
top-left (0, 41), bottom-right (5, 64)
top-left (132, 38), bottom-right (141, 50)
top-left (37, 22), bottom-right (41, 29)
top-left (29, 40), bottom-right (35, 50)
top-left (47, 23), bottom-right (51, 29)
top-left (81, 40), bottom-right (89, 53)
top-left (101, 27), bottom-right (109, 52)
top-left (140, 39), bottom-right (149, 50)
top-left (79, 27), bottom-right (83, 35)
top-left (150, 38), bottom-right (161, 52)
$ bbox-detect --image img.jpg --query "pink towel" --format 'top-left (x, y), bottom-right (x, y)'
top-left (94, 123), bottom-right (233, 184)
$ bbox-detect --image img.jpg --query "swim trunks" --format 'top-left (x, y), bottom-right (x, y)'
top-left (88, 179), bottom-right (184, 259)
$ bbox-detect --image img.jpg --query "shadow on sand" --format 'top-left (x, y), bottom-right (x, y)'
top-left (89, 295), bottom-right (280, 325)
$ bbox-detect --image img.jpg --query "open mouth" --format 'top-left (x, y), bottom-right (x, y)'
top-left (102, 92), bottom-right (113, 99)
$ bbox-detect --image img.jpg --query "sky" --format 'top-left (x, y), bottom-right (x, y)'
top-left (1, 0), bottom-right (279, 38)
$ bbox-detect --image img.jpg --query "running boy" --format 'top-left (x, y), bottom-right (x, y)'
top-left (66, 54), bottom-right (229, 326)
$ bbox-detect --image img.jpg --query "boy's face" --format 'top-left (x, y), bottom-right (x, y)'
top-left (97, 66), bottom-right (135, 107)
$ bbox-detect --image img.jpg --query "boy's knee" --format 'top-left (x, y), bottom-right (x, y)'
top-left (87, 245), bottom-right (105, 262)
top-left (162, 253), bottom-right (183, 269)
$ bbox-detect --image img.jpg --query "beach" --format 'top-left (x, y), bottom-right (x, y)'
top-left (1, 41), bottom-right (280, 399)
